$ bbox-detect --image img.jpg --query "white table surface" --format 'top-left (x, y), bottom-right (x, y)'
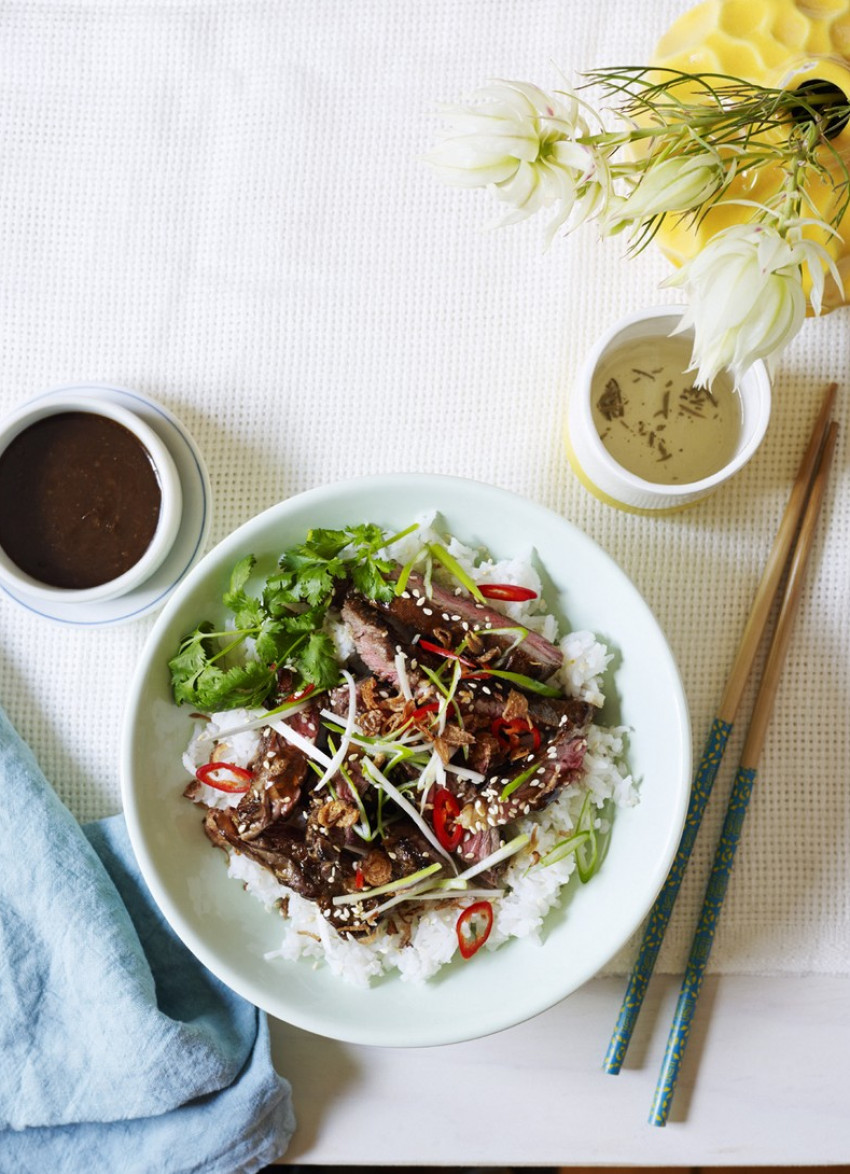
top-left (1, 0), bottom-right (849, 1165)
top-left (272, 976), bottom-right (850, 1166)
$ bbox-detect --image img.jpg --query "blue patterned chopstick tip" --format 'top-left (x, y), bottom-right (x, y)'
top-left (604, 717), bottom-right (733, 1074)
top-left (649, 763), bottom-right (758, 1125)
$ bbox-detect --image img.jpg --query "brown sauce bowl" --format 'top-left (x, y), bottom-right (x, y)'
top-left (0, 393), bottom-right (183, 605)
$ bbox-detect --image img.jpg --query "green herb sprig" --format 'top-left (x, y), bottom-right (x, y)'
top-left (168, 523), bottom-right (417, 712)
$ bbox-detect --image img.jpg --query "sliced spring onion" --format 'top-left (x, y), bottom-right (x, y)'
top-left (364, 759), bottom-right (458, 873)
top-left (394, 550), bottom-right (422, 596)
top-left (366, 884), bottom-right (506, 921)
top-left (376, 522), bottom-right (420, 552)
top-left (419, 663), bottom-right (450, 697)
top-left (417, 751), bottom-right (442, 813)
top-left (538, 793), bottom-right (601, 882)
top-left (537, 829), bottom-right (592, 869)
top-left (407, 887), bottom-right (504, 902)
top-left (427, 543), bottom-right (486, 604)
top-left (331, 861), bottom-right (442, 905)
top-left (422, 552), bottom-right (434, 599)
top-left (319, 711), bottom-right (429, 760)
top-left (444, 762), bottom-right (486, 784)
top-left (440, 832), bottom-right (531, 887)
top-left (311, 669), bottom-right (358, 792)
top-left (363, 880), bottom-right (436, 920)
top-left (437, 659), bottom-right (463, 733)
top-left (338, 760), bottom-right (373, 841)
top-left (576, 818), bottom-right (599, 884)
top-left (483, 626), bottom-right (528, 656)
top-left (481, 668), bottom-right (562, 698)
top-left (270, 715), bottom-right (334, 768)
top-left (394, 650), bottom-right (414, 701)
top-left (212, 696), bottom-right (315, 739)
top-left (500, 759), bottom-right (545, 802)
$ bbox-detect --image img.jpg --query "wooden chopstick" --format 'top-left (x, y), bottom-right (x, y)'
top-left (603, 382), bottom-right (836, 1076)
top-left (718, 381), bottom-right (836, 723)
top-left (649, 421), bottom-right (838, 1126)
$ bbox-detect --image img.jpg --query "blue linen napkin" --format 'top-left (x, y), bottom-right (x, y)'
top-left (0, 703), bottom-right (295, 1174)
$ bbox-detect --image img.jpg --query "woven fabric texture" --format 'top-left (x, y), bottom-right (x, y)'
top-left (0, 0), bottom-right (847, 978)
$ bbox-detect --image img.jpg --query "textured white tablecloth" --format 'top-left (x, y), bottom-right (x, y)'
top-left (0, 0), bottom-right (847, 983)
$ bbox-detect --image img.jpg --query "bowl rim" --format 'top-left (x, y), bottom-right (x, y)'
top-left (120, 472), bottom-right (692, 1046)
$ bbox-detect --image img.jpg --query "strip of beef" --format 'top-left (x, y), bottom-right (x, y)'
top-left (340, 595), bottom-right (420, 690)
top-left (381, 816), bottom-right (444, 876)
top-left (229, 709), bottom-right (319, 840)
top-left (463, 687), bottom-right (595, 733)
top-left (458, 723), bottom-right (589, 832)
top-left (205, 805), bottom-right (374, 932)
top-left (373, 570), bottom-right (563, 682)
top-left (457, 826), bottom-right (502, 874)
top-left (205, 808), bottom-right (329, 897)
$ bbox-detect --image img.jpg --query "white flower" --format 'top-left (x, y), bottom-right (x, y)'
top-left (664, 218), bottom-right (843, 385)
top-left (605, 150), bottom-right (726, 233)
top-left (426, 79), bottom-right (612, 238)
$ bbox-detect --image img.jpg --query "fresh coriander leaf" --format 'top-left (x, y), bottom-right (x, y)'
top-left (228, 554), bottom-right (256, 594)
top-left (192, 660), bottom-right (276, 711)
top-left (284, 606), bottom-right (328, 633)
top-left (345, 522), bottom-right (387, 552)
top-left (226, 595), bottom-right (264, 633)
top-left (222, 555), bottom-right (265, 630)
top-left (279, 546), bottom-right (345, 602)
top-left (295, 630), bottom-right (341, 690)
top-left (303, 528), bottom-right (351, 559)
top-left (349, 558), bottom-right (394, 602)
top-left (253, 620), bottom-right (292, 666)
top-left (262, 578), bottom-right (297, 616)
top-left (169, 623), bottom-right (217, 703)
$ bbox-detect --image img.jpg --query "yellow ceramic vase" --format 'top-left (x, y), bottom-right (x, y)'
top-left (651, 0), bottom-right (850, 308)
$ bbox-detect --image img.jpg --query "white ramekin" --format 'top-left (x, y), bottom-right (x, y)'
top-left (0, 392), bottom-right (183, 604)
top-left (566, 305), bottom-right (772, 513)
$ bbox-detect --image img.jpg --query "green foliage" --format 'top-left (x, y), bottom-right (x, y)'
top-left (168, 524), bottom-right (406, 711)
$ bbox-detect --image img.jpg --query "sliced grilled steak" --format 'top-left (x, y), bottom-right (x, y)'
top-left (381, 817), bottom-right (444, 875)
top-left (460, 686), bottom-right (594, 731)
top-left (458, 725), bottom-right (588, 831)
top-left (341, 595), bottom-right (412, 688)
top-left (457, 825), bottom-right (502, 872)
top-left (205, 808), bottom-right (324, 897)
top-left (375, 570), bottom-right (563, 682)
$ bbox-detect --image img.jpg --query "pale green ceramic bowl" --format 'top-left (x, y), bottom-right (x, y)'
top-left (121, 474), bottom-right (690, 1047)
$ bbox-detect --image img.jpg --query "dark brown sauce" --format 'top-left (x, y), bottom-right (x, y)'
top-left (0, 411), bottom-right (162, 589)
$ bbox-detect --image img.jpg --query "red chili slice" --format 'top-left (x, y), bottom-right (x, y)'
top-left (282, 683), bottom-right (316, 704)
top-left (490, 716), bottom-right (541, 753)
top-left (418, 639), bottom-right (477, 669)
top-left (456, 900), bottom-right (494, 959)
top-left (195, 761), bottom-right (253, 793)
top-left (433, 787), bottom-right (463, 851)
top-left (411, 700), bottom-right (440, 722)
top-left (479, 583), bottom-right (538, 602)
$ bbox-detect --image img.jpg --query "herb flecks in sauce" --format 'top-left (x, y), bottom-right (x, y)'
top-left (590, 338), bottom-right (742, 485)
